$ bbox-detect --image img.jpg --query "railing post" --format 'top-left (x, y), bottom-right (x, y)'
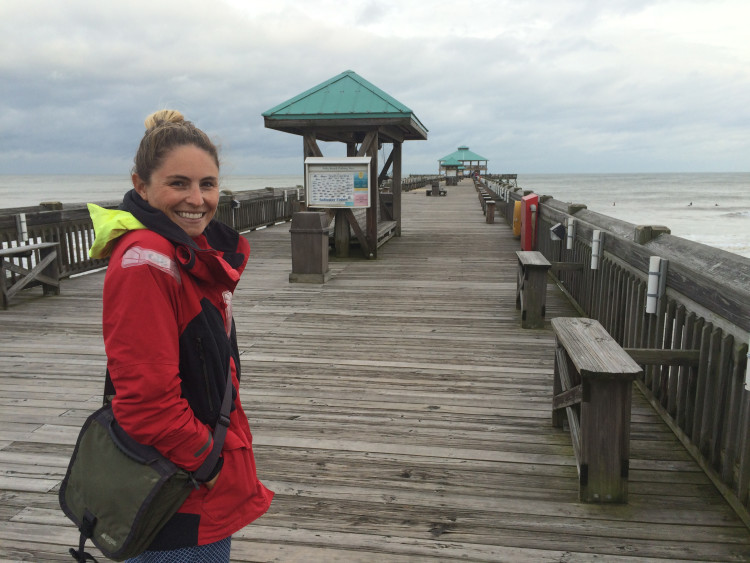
top-left (334, 209), bottom-right (350, 258)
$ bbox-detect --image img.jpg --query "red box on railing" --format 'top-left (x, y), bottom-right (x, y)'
top-left (520, 193), bottom-right (539, 251)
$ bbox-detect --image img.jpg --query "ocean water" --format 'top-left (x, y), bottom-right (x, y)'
top-left (1, 173), bottom-right (748, 258)
top-left (517, 173), bottom-right (750, 259)
top-left (0, 174), bottom-right (304, 209)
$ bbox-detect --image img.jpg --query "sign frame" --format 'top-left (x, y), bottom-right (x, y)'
top-left (304, 157), bottom-right (372, 209)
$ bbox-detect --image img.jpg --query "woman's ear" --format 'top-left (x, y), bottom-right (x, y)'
top-left (132, 173), bottom-right (148, 201)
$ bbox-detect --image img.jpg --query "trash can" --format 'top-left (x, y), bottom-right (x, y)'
top-left (289, 211), bottom-right (330, 283)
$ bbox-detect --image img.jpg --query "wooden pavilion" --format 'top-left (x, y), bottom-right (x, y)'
top-left (263, 70), bottom-right (428, 258)
top-left (439, 156), bottom-right (463, 185)
top-left (439, 146), bottom-right (488, 177)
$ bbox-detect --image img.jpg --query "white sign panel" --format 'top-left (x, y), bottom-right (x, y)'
top-left (305, 157), bottom-right (371, 208)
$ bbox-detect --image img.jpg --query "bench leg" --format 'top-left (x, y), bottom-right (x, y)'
top-left (520, 269), bottom-right (547, 329)
top-left (552, 343), bottom-right (565, 428)
top-left (0, 262), bottom-right (8, 310)
top-left (516, 265), bottom-right (523, 311)
top-left (40, 247), bottom-right (60, 296)
top-left (579, 378), bottom-right (632, 503)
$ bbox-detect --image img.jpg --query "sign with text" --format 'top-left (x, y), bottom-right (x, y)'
top-left (305, 157), bottom-right (371, 208)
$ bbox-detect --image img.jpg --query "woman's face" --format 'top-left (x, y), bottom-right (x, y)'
top-left (132, 144), bottom-right (220, 238)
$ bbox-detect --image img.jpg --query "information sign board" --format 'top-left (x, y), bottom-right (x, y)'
top-left (304, 157), bottom-right (371, 208)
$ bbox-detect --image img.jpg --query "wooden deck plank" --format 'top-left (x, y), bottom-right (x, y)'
top-left (1, 179), bottom-right (749, 561)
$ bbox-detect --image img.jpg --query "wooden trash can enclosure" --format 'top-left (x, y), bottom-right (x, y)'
top-left (289, 211), bottom-right (330, 284)
top-left (515, 250), bottom-right (551, 328)
top-left (426, 181), bottom-right (446, 197)
top-left (485, 200), bottom-right (495, 224)
top-left (551, 317), bottom-right (642, 503)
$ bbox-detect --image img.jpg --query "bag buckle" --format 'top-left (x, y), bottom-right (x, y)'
top-left (217, 413), bottom-right (230, 428)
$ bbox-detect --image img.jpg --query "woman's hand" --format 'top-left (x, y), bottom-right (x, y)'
top-left (205, 471), bottom-right (221, 490)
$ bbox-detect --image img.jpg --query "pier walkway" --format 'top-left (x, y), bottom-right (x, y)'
top-left (1, 180), bottom-right (749, 561)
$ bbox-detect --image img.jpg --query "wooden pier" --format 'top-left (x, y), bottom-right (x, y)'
top-left (1, 179), bottom-right (749, 561)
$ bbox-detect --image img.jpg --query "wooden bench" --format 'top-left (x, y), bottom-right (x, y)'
top-left (0, 242), bottom-right (60, 309)
top-left (551, 317), bottom-right (643, 503)
top-left (328, 210), bottom-right (398, 258)
top-left (515, 251), bottom-right (551, 328)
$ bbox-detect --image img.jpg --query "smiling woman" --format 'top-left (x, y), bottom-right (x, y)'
top-left (78, 110), bottom-right (274, 562)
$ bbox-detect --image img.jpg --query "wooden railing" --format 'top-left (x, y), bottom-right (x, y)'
top-left (487, 180), bottom-right (750, 523)
top-left (402, 175), bottom-right (443, 191)
top-left (484, 173), bottom-right (518, 189)
top-left (0, 187), bottom-right (302, 280)
top-left (0, 204), bottom-right (112, 277)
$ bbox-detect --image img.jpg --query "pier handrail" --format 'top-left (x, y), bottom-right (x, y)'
top-left (0, 187), bottom-right (303, 279)
top-left (487, 180), bottom-right (750, 523)
top-left (402, 175), bottom-right (443, 192)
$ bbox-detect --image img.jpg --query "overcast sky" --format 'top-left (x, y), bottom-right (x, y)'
top-left (1, 0), bottom-right (748, 176)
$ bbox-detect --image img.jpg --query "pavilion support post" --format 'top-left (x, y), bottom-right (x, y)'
top-left (367, 133), bottom-right (378, 258)
top-left (356, 132), bottom-right (377, 157)
top-left (393, 142), bottom-right (402, 236)
top-left (303, 133), bottom-right (323, 157)
top-left (334, 209), bottom-right (350, 258)
top-left (357, 130), bottom-right (379, 259)
top-left (378, 149), bottom-right (395, 184)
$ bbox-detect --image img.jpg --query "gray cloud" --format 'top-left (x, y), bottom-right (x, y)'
top-left (1, 0), bottom-right (748, 175)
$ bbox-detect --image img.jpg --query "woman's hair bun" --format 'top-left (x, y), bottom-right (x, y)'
top-left (144, 109), bottom-right (185, 130)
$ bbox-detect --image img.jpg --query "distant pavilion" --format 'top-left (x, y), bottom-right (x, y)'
top-left (439, 146), bottom-right (488, 177)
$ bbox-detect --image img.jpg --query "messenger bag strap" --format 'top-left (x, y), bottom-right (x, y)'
top-left (69, 510), bottom-right (99, 562)
top-left (192, 363), bottom-right (233, 482)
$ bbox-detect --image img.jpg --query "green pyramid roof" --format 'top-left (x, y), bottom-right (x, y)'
top-left (263, 70), bottom-right (427, 142)
top-left (440, 156), bottom-right (461, 166)
top-left (440, 146), bottom-right (488, 162)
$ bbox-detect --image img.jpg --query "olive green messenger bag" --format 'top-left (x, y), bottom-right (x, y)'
top-left (58, 366), bottom-right (232, 562)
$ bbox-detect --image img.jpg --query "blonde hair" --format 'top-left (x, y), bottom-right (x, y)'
top-left (133, 110), bottom-right (219, 183)
top-left (144, 109), bottom-right (184, 129)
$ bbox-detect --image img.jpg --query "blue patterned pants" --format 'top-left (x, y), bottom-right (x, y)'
top-left (124, 536), bottom-right (231, 563)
